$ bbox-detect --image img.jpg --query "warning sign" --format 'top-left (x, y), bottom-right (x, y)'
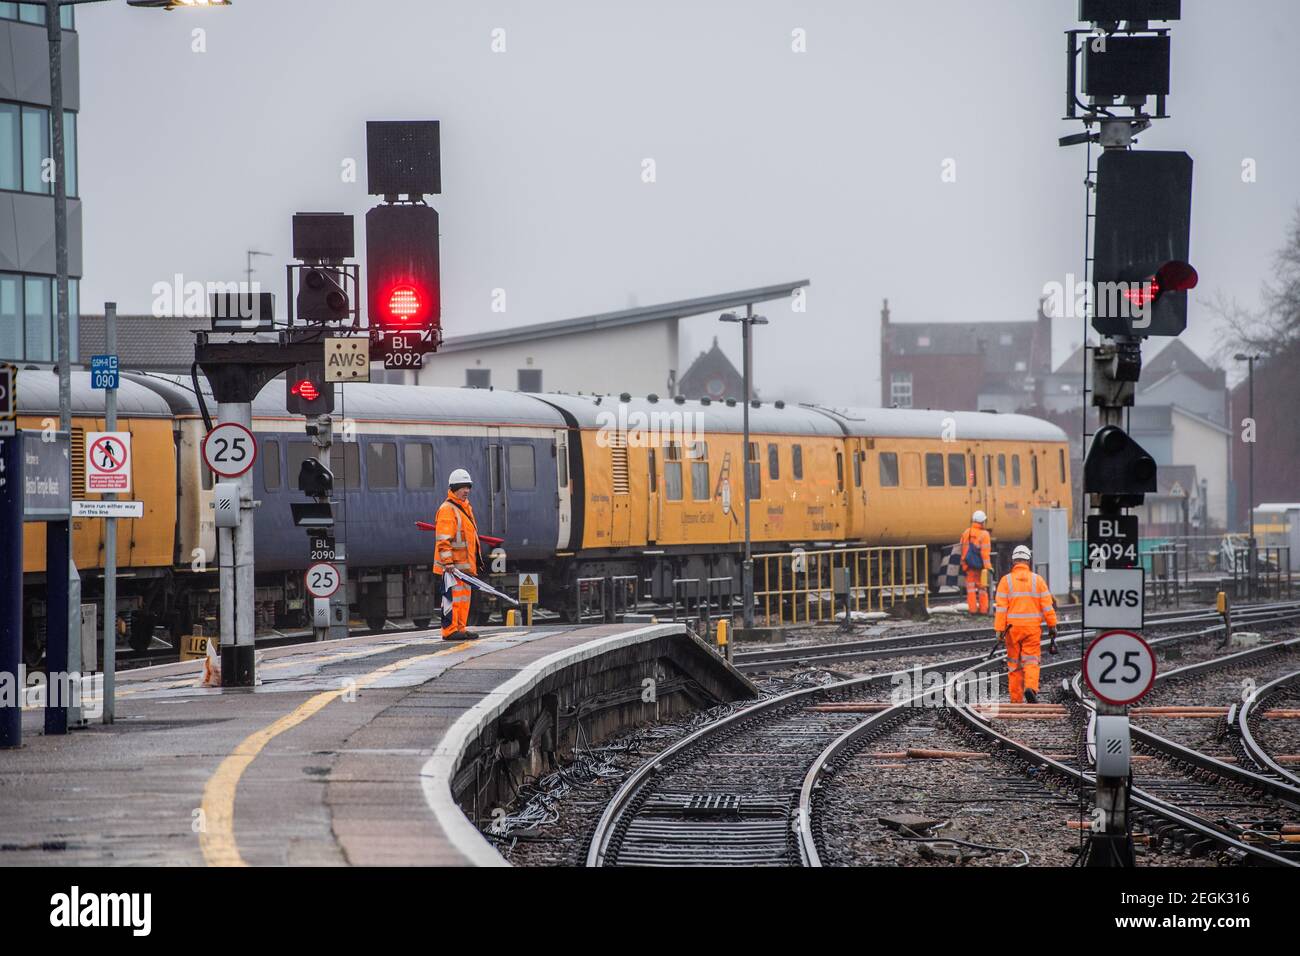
top-left (325, 336), bottom-right (370, 382)
top-left (86, 431), bottom-right (132, 494)
top-left (518, 573), bottom-right (539, 604)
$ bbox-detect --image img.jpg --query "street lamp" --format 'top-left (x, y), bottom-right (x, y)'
top-left (1234, 352), bottom-right (1261, 595)
top-left (719, 305), bottom-right (768, 634)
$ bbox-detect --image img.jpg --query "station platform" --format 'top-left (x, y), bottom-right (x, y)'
top-left (1, 622), bottom-right (755, 867)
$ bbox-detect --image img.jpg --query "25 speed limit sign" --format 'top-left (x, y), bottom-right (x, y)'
top-left (1083, 629), bottom-right (1157, 706)
top-left (305, 562), bottom-right (341, 598)
top-left (203, 422), bottom-right (257, 478)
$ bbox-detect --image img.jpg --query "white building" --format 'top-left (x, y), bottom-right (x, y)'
top-left (414, 282), bottom-right (807, 395)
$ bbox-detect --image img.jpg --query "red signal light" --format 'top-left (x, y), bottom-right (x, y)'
top-left (292, 379), bottom-right (320, 402)
top-left (1120, 261), bottom-right (1197, 310)
top-left (388, 286), bottom-right (421, 321)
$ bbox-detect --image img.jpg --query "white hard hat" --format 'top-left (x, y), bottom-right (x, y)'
top-left (448, 468), bottom-right (473, 487)
top-left (1012, 545), bottom-right (1032, 562)
top-left (972, 510), bottom-right (987, 524)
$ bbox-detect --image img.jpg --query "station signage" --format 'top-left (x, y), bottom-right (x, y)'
top-left (86, 431), bottom-right (132, 494)
top-left (22, 430), bottom-right (71, 521)
top-left (1082, 567), bottom-right (1144, 629)
top-left (325, 336), bottom-right (370, 382)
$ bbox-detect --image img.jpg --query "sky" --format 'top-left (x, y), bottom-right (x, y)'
top-left (74, 0), bottom-right (1300, 405)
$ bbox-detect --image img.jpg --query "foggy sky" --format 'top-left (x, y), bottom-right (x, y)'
top-left (74, 0), bottom-right (1300, 405)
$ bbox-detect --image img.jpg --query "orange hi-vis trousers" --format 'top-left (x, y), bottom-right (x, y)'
top-left (441, 578), bottom-right (471, 638)
top-left (1004, 626), bottom-right (1042, 703)
top-left (965, 570), bottom-right (989, 614)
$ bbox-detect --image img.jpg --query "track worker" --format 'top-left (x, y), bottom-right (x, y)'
top-left (993, 545), bottom-right (1058, 704)
top-left (959, 510), bottom-right (993, 615)
top-left (433, 468), bottom-right (482, 641)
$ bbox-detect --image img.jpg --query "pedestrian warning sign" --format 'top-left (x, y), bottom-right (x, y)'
top-left (518, 573), bottom-right (539, 604)
top-left (86, 431), bottom-right (132, 493)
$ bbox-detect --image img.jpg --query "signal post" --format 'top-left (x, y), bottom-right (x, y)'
top-left (1061, 1), bottom-right (1196, 866)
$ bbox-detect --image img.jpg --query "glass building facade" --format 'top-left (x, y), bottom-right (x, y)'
top-left (0, 3), bottom-right (81, 364)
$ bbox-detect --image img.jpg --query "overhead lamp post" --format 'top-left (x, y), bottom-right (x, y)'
top-left (720, 305), bottom-right (768, 633)
top-left (1234, 352), bottom-right (1260, 596)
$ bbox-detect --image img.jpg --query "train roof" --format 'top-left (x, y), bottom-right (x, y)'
top-left (14, 369), bottom-right (176, 418)
top-left (807, 406), bottom-right (1069, 443)
top-left (535, 393), bottom-right (845, 436)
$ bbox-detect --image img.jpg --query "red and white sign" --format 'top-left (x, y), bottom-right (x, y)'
top-left (305, 562), bottom-right (341, 598)
top-left (1083, 629), bottom-right (1157, 706)
top-left (86, 431), bottom-right (132, 493)
top-left (202, 422), bottom-right (257, 478)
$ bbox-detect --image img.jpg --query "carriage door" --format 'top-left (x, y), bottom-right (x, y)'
top-left (555, 433), bottom-right (572, 550)
top-left (484, 431), bottom-right (507, 536)
top-left (609, 428), bottom-right (632, 547)
top-left (647, 445), bottom-right (660, 544)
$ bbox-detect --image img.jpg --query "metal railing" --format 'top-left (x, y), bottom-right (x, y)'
top-left (753, 545), bottom-right (928, 627)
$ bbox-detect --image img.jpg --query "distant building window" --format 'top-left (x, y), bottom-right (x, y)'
top-left (263, 440), bottom-right (281, 491)
top-left (917, 336), bottom-right (930, 348)
top-left (366, 442), bottom-right (398, 489)
top-left (792, 444), bottom-right (804, 480)
top-left (890, 372), bottom-right (913, 408)
top-left (1000, 333), bottom-right (1013, 346)
top-left (925, 452), bottom-right (945, 487)
top-left (4, 3), bottom-right (75, 27)
top-left (947, 453), bottom-right (966, 486)
top-left (404, 443), bottom-right (436, 489)
top-left (517, 369), bottom-right (542, 392)
top-left (466, 368), bottom-right (490, 388)
top-left (879, 452), bottom-right (900, 487)
top-left (508, 444), bottom-right (535, 490)
top-left (1014, 360), bottom-right (1026, 372)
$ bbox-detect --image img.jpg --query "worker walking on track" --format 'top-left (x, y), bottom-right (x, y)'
top-left (959, 510), bottom-right (993, 615)
top-left (433, 468), bottom-right (482, 641)
top-left (992, 545), bottom-right (1058, 704)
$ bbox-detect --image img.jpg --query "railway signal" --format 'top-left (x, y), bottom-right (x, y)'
top-left (297, 267), bottom-right (350, 323)
top-left (285, 361), bottom-right (334, 416)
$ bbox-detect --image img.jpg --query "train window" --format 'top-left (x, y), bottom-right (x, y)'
top-left (488, 444), bottom-right (503, 494)
top-left (792, 444), bottom-right (804, 480)
top-left (997, 454), bottom-right (1007, 486)
top-left (924, 452), bottom-right (945, 487)
top-left (768, 443), bottom-right (779, 481)
top-left (367, 442), bottom-right (398, 489)
top-left (342, 443), bottom-right (360, 489)
top-left (509, 444), bottom-right (536, 490)
top-left (983, 455), bottom-right (993, 487)
top-left (287, 443), bottom-right (315, 491)
top-left (557, 438), bottom-right (569, 487)
top-left (835, 452), bottom-right (844, 492)
top-left (1031, 453), bottom-right (1039, 492)
top-left (853, 450), bottom-right (862, 488)
top-left (1011, 455), bottom-right (1021, 486)
top-left (1059, 448), bottom-right (1066, 483)
top-left (404, 443), bottom-right (436, 490)
top-left (648, 449), bottom-right (657, 494)
top-left (689, 442), bottom-right (709, 501)
top-left (263, 440), bottom-right (281, 490)
top-left (947, 453), bottom-right (965, 486)
top-left (878, 452), bottom-right (899, 487)
top-left (748, 442), bottom-right (761, 499)
top-left (664, 444), bottom-right (683, 501)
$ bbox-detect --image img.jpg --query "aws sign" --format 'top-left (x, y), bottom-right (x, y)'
top-left (1083, 568), bottom-right (1144, 629)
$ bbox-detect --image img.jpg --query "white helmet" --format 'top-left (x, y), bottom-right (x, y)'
top-left (972, 510), bottom-right (987, 524)
top-left (448, 468), bottom-right (473, 487)
top-left (1012, 545), bottom-right (1032, 562)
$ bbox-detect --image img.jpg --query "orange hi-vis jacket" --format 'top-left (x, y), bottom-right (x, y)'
top-left (433, 492), bottom-right (480, 576)
top-left (994, 562), bottom-right (1058, 634)
top-left (959, 523), bottom-right (992, 572)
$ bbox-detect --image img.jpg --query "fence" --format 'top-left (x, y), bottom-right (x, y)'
top-left (753, 545), bottom-right (928, 627)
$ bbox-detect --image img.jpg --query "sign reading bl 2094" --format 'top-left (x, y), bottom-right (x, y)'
top-left (1087, 515), bottom-right (1138, 569)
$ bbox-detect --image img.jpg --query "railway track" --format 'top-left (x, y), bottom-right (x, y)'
top-left (587, 600), bottom-right (1300, 866)
top-left (733, 601), bottom-right (1300, 674)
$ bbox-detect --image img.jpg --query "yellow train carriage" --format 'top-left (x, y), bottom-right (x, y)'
top-left (811, 407), bottom-right (1072, 548)
top-left (18, 371), bottom-right (178, 576)
top-left (539, 395), bottom-right (850, 552)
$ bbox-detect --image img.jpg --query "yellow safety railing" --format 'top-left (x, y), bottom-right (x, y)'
top-left (754, 545), bottom-right (929, 627)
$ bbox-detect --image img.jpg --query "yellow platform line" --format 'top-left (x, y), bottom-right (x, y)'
top-left (199, 640), bottom-right (473, 867)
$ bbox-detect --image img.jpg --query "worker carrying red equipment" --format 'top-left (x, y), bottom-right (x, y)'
top-left (992, 545), bottom-right (1058, 704)
top-left (959, 510), bottom-right (993, 615)
top-left (433, 468), bottom-right (481, 641)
